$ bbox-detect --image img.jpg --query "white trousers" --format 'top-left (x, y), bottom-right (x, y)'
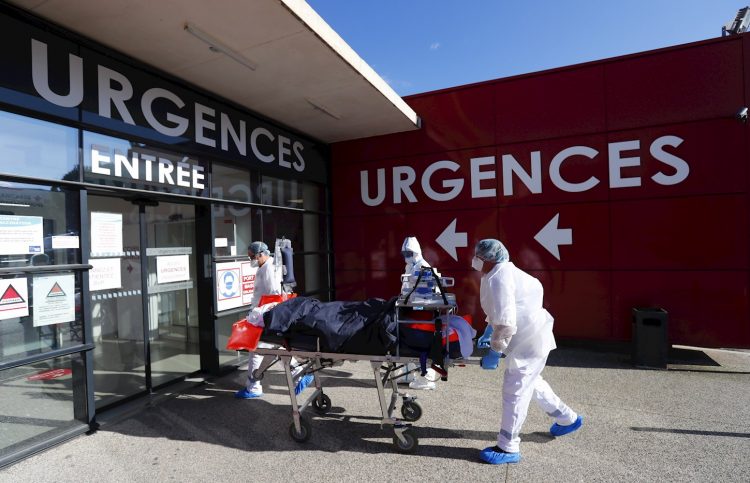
top-left (245, 342), bottom-right (302, 391)
top-left (497, 355), bottom-right (577, 453)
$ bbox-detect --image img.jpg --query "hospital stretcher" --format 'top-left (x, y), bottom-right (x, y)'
top-left (249, 296), bottom-right (478, 454)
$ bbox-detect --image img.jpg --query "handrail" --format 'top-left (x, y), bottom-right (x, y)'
top-left (0, 343), bottom-right (94, 371)
top-left (0, 263), bottom-right (93, 275)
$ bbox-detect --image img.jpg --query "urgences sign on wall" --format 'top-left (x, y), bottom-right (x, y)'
top-left (0, 11), bottom-right (327, 183)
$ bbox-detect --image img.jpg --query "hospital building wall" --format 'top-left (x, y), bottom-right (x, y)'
top-left (330, 33), bottom-right (750, 349)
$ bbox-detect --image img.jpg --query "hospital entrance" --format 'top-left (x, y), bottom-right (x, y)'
top-left (88, 195), bottom-right (202, 409)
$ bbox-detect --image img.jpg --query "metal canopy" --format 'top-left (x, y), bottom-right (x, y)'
top-left (8, 0), bottom-right (420, 143)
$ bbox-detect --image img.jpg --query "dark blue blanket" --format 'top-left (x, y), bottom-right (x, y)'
top-left (262, 296), bottom-right (399, 355)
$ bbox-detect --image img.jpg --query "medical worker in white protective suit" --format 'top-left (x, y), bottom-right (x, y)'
top-left (235, 241), bottom-right (312, 399)
top-left (399, 237), bottom-right (439, 390)
top-left (473, 239), bottom-right (583, 465)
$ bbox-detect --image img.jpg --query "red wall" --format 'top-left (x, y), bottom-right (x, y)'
top-left (330, 34), bottom-right (750, 348)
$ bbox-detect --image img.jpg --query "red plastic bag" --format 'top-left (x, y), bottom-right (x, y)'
top-left (258, 293), bottom-right (297, 307)
top-left (226, 319), bottom-right (263, 351)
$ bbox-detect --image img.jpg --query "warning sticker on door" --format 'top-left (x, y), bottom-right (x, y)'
top-left (0, 278), bottom-right (29, 320)
top-left (33, 274), bottom-right (75, 327)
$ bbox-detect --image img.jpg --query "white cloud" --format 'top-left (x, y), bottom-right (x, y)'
top-left (430, 42), bottom-right (441, 50)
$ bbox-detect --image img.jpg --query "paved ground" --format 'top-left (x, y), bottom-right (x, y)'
top-left (1, 346), bottom-right (749, 482)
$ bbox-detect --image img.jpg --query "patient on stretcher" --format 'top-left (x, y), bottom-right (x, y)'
top-left (246, 296), bottom-right (476, 359)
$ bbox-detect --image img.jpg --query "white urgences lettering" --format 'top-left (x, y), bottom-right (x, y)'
top-left (359, 136), bottom-right (688, 206)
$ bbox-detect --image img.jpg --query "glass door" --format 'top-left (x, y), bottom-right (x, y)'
top-left (89, 196), bottom-right (146, 408)
top-left (144, 202), bottom-right (200, 388)
top-left (89, 196), bottom-right (200, 408)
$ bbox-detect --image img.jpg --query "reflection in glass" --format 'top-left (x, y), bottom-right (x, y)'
top-left (211, 163), bottom-right (255, 203)
top-left (260, 208), bottom-right (303, 250)
top-left (0, 110), bottom-right (79, 181)
top-left (0, 182), bottom-right (81, 269)
top-left (0, 353), bottom-right (87, 460)
top-left (302, 213), bottom-right (328, 252)
top-left (212, 205), bottom-right (258, 258)
top-left (293, 254), bottom-right (330, 296)
top-left (260, 176), bottom-right (303, 208)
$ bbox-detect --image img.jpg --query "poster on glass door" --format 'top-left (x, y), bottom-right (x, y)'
top-left (32, 274), bottom-right (75, 327)
top-left (89, 258), bottom-right (122, 291)
top-left (157, 255), bottom-right (190, 284)
top-left (90, 212), bottom-right (123, 255)
top-left (0, 278), bottom-right (29, 320)
top-left (0, 215), bottom-right (43, 255)
top-left (216, 261), bottom-right (257, 311)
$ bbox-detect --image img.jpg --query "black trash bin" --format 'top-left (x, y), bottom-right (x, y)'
top-left (632, 307), bottom-right (669, 369)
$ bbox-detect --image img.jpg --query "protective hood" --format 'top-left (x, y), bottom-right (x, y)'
top-left (401, 237), bottom-right (423, 259)
top-left (402, 236), bottom-right (430, 271)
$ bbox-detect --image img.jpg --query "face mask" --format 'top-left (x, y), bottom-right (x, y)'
top-left (250, 258), bottom-right (259, 268)
top-left (471, 256), bottom-right (484, 271)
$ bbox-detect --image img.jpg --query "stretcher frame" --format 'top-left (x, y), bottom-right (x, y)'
top-left (251, 292), bottom-right (478, 453)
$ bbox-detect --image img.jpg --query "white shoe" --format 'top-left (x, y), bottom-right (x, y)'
top-left (424, 368), bottom-right (441, 382)
top-left (409, 375), bottom-right (436, 390)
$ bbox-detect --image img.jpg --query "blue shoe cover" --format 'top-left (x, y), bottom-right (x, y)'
top-left (550, 414), bottom-right (583, 436)
top-left (479, 446), bottom-right (521, 465)
top-left (234, 388), bottom-right (263, 399)
top-left (294, 374), bottom-right (314, 396)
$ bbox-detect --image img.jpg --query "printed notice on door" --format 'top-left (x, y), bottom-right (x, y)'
top-left (89, 258), bottom-right (122, 291)
top-left (91, 212), bottom-right (123, 255)
top-left (241, 261), bottom-right (257, 306)
top-left (157, 255), bottom-right (190, 284)
top-left (0, 215), bottom-right (43, 255)
top-left (33, 274), bottom-right (75, 327)
top-left (216, 261), bottom-right (242, 312)
top-left (0, 278), bottom-right (29, 320)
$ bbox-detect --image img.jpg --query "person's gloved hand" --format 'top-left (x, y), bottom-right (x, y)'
top-left (477, 325), bottom-right (494, 349)
top-left (480, 349), bottom-right (504, 370)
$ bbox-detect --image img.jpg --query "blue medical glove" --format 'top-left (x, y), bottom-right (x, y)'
top-left (477, 325), bottom-right (493, 349)
top-left (480, 349), bottom-right (504, 370)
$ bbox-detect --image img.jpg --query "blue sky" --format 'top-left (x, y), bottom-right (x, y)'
top-left (307, 0), bottom-right (747, 96)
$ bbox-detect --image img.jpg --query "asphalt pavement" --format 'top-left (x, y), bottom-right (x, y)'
top-left (1, 346), bottom-right (749, 482)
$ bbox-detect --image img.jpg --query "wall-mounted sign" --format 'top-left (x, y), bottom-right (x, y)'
top-left (90, 212), bottom-right (123, 255)
top-left (0, 278), bottom-right (29, 320)
top-left (87, 143), bottom-right (208, 196)
top-left (156, 255), bottom-right (190, 284)
top-left (89, 258), bottom-right (121, 291)
top-left (33, 274), bottom-right (75, 327)
top-left (215, 261), bottom-right (257, 312)
top-left (216, 262), bottom-right (241, 312)
top-left (359, 137), bottom-right (688, 207)
top-left (0, 11), bottom-right (327, 183)
top-left (240, 261), bottom-right (256, 306)
top-left (0, 215), bottom-right (43, 255)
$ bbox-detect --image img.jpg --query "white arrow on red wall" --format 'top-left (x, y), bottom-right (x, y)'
top-left (534, 213), bottom-right (572, 261)
top-left (436, 218), bottom-right (467, 261)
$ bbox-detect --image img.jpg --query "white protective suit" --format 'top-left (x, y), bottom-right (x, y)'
top-left (245, 256), bottom-right (282, 393)
top-left (402, 237), bottom-right (430, 289)
top-left (398, 237), bottom-right (440, 389)
top-left (480, 261), bottom-right (578, 453)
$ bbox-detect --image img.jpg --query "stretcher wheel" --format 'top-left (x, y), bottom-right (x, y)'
top-left (312, 393), bottom-right (332, 413)
top-left (289, 417), bottom-right (312, 443)
top-left (400, 400), bottom-right (423, 422)
top-left (392, 430), bottom-right (418, 453)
